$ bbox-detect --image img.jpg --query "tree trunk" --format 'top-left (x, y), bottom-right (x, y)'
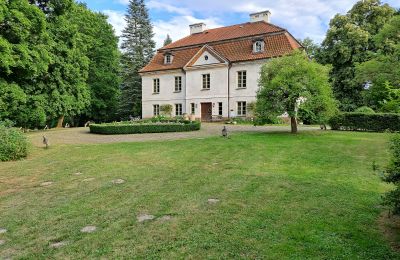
top-left (290, 116), bottom-right (298, 134)
top-left (57, 115), bottom-right (64, 128)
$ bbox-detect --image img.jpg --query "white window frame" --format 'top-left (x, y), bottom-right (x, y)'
top-left (153, 104), bottom-right (160, 116)
top-left (175, 103), bottom-right (183, 116)
top-left (190, 103), bottom-right (195, 115)
top-left (254, 41), bottom-right (264, 53)
top-left (165, 54), bottom-right (173, 64)
top-left (174, 76), bottom-right (182, 92)
top-left (237, 101), bottom-right (247, 116)
top-left (153, 78), bottom-right (160, 94)
top-left (202, 74), bottom-right (210, 90)
top-left (237, 71), bottom-right (247, 89)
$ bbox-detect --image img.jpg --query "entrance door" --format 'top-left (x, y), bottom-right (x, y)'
top-left (201, 103), bottom-right (212, 122)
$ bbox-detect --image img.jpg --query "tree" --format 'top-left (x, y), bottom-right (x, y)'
top-left (356, 15), bottom-right (400, 111)
top-left (318, 0), bottom-right (395, 111)
top-left (163, 34), bottom-right (172, 46)
top-left (256, 51), bottom-right (337, 133)
top-left (298, 37), bottom-right (320, 59)
top-left (119, 0), bottom-right (155, 119)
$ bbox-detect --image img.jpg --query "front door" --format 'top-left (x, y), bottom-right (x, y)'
top-left (201, 103), bottom-right (212, 122)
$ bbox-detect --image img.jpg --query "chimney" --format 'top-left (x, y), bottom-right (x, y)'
top-left (189, 23), bottom-right (206, 35)
top-left (250, 10), bottom-right (271, 23)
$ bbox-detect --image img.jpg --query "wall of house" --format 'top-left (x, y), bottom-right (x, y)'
top-left (141, 70), bottom-right (186, 118)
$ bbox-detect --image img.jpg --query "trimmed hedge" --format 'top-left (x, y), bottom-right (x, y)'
top-left (329, 113), bottom-right (400, 132)
top-left (90, 120), bottom-right (201, 135)
top-left (0, 125), bottom-right (28, 161)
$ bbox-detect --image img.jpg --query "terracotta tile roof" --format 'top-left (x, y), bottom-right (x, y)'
top-left (161, 21), bottom-right (285, 50)
top-left (140, 22), bottom-right (301, 73)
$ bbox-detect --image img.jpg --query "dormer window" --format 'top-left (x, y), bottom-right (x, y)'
top-left (164, 54), bottom-right (173, 64)
top-left (253, 40), bottom-right (264, 53)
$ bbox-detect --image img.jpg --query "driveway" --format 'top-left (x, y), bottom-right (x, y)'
top-left (27, 123), bottom-right (320, 147)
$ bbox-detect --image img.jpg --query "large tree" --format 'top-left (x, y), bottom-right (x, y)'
top-left (163, 34), bottom-right (172, 46)
top-left (256, 51), bottom-right (337, 133)
top-left (119, 0), bottom-right (155, 119)
top-left (318, 0), bottom-right (395, 111)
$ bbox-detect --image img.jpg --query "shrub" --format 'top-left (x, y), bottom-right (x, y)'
top-left (382, 135), bottom-right (400, 215)
top-left (160, 104), bottom-right (173, 117)
top-left (329, 113), bottom-right (400, 132)
top-left (0, 125), bottom-right (28, 161)
top-left (354, 106), bottom-right (375, 114)
top-left (90, 120), bottom-right (201, 135)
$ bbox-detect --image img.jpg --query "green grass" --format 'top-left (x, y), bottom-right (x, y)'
top-left (0, 131), bottom-right (399, 259)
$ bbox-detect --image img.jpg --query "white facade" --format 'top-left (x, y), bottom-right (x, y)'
top-left (141, 48), bottom-right (268, 120)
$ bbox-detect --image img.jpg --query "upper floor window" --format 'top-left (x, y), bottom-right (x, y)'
top-left (175, 103), bottom-right (183, 116)
top-left (254, 41), bottom-right (264, 53)
top-left (175, 76), bottom-right (182, 92)
top-left (237, 101), bottom-right (247, 116)
top-left (153, 78), bottom-right (160, 94)
top-left (202, 74), bottom-right (210, 90)
top-left (238, 71), bottom-right (247, 89)
top-left (164, 54), bottom-right (173, 64)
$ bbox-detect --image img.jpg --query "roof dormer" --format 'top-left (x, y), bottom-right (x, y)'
top-left (164, 52), bottom-right (173, 65)
top-left (253, 38), bottom-right (265, 53)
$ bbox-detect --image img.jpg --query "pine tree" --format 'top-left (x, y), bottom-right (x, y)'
top-left (119, 0), bottom-right (155, 119)
top-left (163, 34), bottom-right (172, 46)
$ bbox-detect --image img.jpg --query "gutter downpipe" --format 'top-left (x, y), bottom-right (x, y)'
top-left (228, 63), bottom-right (232, 119)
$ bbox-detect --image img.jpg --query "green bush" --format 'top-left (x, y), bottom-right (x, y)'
top-left (0, 125), bottom-right (28, 161)
top-left (90, 120), bottom-right (201, 135)
top-left (382, 135), bottom-right (400, 215)
top-left (354, 106), bottom-right (375, 114)
top-left (329, 113), bottom-right (400, 132)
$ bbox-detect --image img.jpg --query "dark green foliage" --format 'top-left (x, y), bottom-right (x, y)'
top-left (163, 34), bottom-right (172, 46)
top-left (382, 135), bottom-right (400, 214)
top-left (354, 106), bottom-right (375, 113)
top-left (329, 112), bottom-right (400, 132)
top-left (90, 120), bottom-right (201, 135)
top-left (119, 0), bottom-right (155, 119)
top-left (318, 0), bottom-right (396, 111)
top-left (0, 125), bottom-right (28, 161)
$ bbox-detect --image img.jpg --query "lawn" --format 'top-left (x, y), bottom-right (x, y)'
top-left (0, 131), bottom-right (399, 259)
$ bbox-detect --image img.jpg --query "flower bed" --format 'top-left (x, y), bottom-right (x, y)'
top-left (89, 120), bottom-right (201, 135)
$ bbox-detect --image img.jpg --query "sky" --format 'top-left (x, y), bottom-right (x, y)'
top-left (80, 0), bottom-right (400, 48)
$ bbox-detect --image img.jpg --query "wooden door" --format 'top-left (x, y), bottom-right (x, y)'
top-left (201, 103), bottom-right (212, 122)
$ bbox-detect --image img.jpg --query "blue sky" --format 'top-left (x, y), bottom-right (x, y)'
top-left (80, 0), bottom-right (400, 48)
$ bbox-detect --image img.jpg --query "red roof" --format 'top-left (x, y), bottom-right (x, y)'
top-left (140, 21), bottom-right (301, 73)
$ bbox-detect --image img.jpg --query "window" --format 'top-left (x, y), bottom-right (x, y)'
top-left (174, 76), bottom-right (182, 92)
top-left (175, 104), bottom-right (183, 116)
top-left (153, 78), bottom-right (160, 93)
top-left (254, 41), bottom-right (264, 53)
top-left (202, 74), bottom-right (210, 89)
top-left (218, 102), bottom-right (223, 116)
top-left (153, 104), bottom-right (160, 116)
top-left (165, 54), bottom-right (173, 64)
top-left (190, 103), bottom-right (195, 115)
top-left (237, 101), bottom-right (247, 116)
top-left (238, 71), bottom-right (247, 89)
top-left (204, 55), bottom-right (209, 61)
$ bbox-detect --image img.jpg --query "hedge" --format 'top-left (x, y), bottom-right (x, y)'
top-left (329, 113), bottom-right (400, 132)
top-left (90, 120), bottom-right (201, 135)
top-left (0, 125), bottom-right (29, 161)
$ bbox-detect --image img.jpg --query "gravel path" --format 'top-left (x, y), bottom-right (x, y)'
top-left (27, 123), bottom-right (320, 146)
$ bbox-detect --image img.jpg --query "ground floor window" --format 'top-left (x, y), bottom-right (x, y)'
top-left (153, 104), bottom-right (160, 116)
top-left (218, 102), bottom-right (223, 116)
top-left (237, 101), bottom-right (246, 116)
top-left (175, 104), bottom-right (183, 116)
top-left (190, 103), bottom-right (195, 114)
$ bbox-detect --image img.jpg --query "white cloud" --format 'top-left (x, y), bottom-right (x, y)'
top-left (103, 10), bottom-right (126, 46)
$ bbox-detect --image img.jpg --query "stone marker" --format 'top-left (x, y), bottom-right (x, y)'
top-left (80, 226), bottom-right (97, 233)
top-left (208, 198), bottom-right (220, 204)
top-left (0, 228), bottom-right (7, 234)
top-left (0, 240), bottom-right (5, 246)
top-left (40, 181), bottom-right (53, 187)
top-left (111, 179), bottom-right (125, 184)
top-left (137, 214), bottom-right (155, 223)
top-left (50, 241), bottom-right (68, 248)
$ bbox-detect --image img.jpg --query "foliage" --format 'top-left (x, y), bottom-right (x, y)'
top-left (89, 120), bottom-right (201, 134)
top-left (318, 0), bottom-right (396, 111)
top-left (119, 0), bottom-right (155, 119)
top-left (256, 51), bottom-right (337, 133)
top-left (354, 106), bottom-right (375, 113)
top-left (163, 34), bottom-right (172, 46)
top-left (160, 104), bottom-right (173, 117)
top-left (382, 135), bottom-right (400, 215)
top-left (329, 112), bottom-right (400, 132)
top-left (0, 125), bottom-right (28, 161)
top-left (298, 37), bottom-right (320, 59)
